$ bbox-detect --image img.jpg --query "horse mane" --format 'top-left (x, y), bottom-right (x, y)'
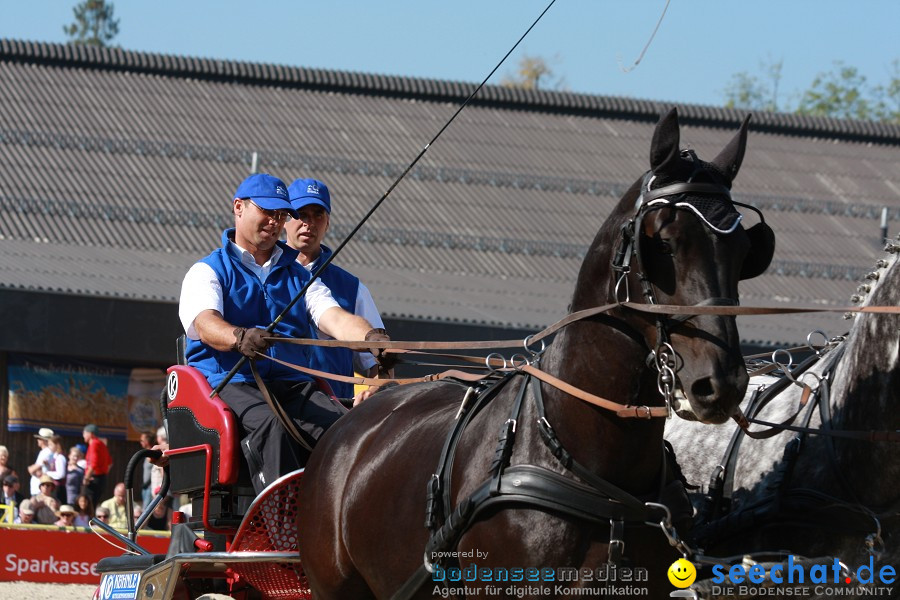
top-left (846, 234), bottom-right (900, 315)
top-left (569, 178), bottom-right (643, 311)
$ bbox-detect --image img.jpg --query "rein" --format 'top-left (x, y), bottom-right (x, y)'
top-left (275, 300), bottom-right (900, 354)
top-left (259, 298), bottom-right (900, 422)
top-left (256, 348), bottom-right (670, 418)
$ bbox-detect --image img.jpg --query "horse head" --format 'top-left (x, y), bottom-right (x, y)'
top-left (572, 108), bottom-right (773, 424)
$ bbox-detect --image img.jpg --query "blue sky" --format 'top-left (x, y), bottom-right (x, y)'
top-left (2, 1), bottom-right (898, 109)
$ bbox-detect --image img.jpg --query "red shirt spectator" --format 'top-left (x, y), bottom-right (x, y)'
top-left (82, 424), bottom-right (111, 505)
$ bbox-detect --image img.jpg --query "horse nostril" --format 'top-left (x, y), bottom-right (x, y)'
top-left (691, 377), bottom-right (714, 399)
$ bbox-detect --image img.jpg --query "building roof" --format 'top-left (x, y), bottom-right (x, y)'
top-left (1, 39), bottom-right (898, 349)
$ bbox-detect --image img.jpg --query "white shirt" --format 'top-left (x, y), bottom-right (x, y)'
top-left (179, 241), bottom-right (339, 339)
top-left (300, 259), bottom-right (384, 373)
top-left (30, 447), bottom-right (53, 496)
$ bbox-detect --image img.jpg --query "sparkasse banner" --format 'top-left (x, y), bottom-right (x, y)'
top-left (0, 525), bottom-right (169, 584)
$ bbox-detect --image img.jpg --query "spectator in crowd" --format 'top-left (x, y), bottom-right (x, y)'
top-left (139, 431), bottom-right (155, 509)
top-left (15, 499), bottom-right (35, 524)
top-left (66, 446), bottom-right (86, 504)
top-left (27, 427), bottom-right (55, 496)
top-left (145, 496), bottom-right (171, 531)
top-left (54, 504), bottom-right (77, 528)
top-left (144, 427), bottom-right (179, 508)
top-left (99, 482), bottom-right (129, 530)
top-left (82, 424), bottom-right (112, 505)
top-left (2, 474), bottom-right (25, 509)
top-left (74, 493), bottom-right (94, 527)
top-left (45, 435), bottom-right (68, 502)
top-left (0, 445), bottom-right (17, 481)
top-left (94, 505), bottom-right (111, 526)
top-left (149, 427), bottom-right (170, 505)
top-left (30, 474), bottom-right (61, 524)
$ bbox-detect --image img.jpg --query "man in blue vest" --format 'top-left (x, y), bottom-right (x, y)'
top-left (179, 173), bottom-right (391, 493)
top-left (285, 178), bottom-right (390, 403)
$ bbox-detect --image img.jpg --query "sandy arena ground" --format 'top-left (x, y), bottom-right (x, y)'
top-left (0, 581), bottom-right (98, 600)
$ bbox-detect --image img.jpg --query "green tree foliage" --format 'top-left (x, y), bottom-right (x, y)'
top-left (871, 59), bottom-right (900, 123)
top-left (723, 59), bottom-right (782, 112)
top-left (501, 55), bottom-right (566, 91)
top-left (724, 58), bottom-right (899, 124)
top-left (63, 0), bottom-right (119, 47)
top-left (797, 62), bottom-right (873, 120)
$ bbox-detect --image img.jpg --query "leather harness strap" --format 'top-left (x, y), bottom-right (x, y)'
top-left (257, 350), bottom-right (670, 419)
top-left (248, 358), bottom-right (314, 452)
top-left (271, 301), bottom-right (900, 354)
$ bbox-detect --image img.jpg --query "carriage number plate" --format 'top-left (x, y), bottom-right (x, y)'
top-left (98, 572), bottom-right (140, 600)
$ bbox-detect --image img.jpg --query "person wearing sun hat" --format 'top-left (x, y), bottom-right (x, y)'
top-left (178, 173), bottom-right (391, 495)
top-left (54, 504), bottom-right (77, 527)
top-left (27, 427), bottom-right (55, 496)
top-left (14, 499), bottom-right (35, 524)
top-left (30, 474), bottom-right (60, 524)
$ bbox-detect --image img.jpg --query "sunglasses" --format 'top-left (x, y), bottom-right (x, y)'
top-left (245, 200), bottom-right (291, 223)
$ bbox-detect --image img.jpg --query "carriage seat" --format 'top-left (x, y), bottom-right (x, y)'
top-left (165, 365), bottom-right (251, 530)
top-left (164, 363), bottom-right (339, 532)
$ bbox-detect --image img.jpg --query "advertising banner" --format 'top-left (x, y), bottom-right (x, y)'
top-left (0, 524), bottom-right (170, 584)
top-left (6, 354), bottom-right (164, 441)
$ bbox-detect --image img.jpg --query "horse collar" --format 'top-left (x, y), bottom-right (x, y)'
top-left (421, 372), bottom-right (675, 578)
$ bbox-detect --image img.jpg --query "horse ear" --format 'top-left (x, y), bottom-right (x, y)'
top-left (649, 108), bottom-right (681, 172)
top-left (710, 114), bottom-right (751, 182)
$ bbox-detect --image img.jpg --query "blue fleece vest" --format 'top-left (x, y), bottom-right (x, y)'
top-left (307, 245), bottom-right (360, 398)
top-left (185, 229), bottom-right (314, 387)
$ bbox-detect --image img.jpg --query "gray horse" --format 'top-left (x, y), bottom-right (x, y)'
top-left (666, 235), bottom-right (900, 596)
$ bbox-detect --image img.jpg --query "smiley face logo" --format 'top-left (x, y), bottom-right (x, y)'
top-left (667, 558), bottom-right (696, 588)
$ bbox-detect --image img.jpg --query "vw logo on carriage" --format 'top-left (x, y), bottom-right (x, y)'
top-left (166, 371), bottom-right (178, 401)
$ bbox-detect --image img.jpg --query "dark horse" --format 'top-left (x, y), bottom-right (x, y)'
top-left (667, 237), bottom-right (900, 597)
top-left (297, 108), bottom-right (772, 599)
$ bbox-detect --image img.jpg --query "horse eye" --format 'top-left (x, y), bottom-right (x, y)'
top-left (659, 240), bottom-right (673, 254)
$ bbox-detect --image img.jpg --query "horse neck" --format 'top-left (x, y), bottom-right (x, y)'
top-left (828, 250), bottom-right (900, 503)
top-left (534, 200), bottom-right (666, 495)
top-left (537, 322), bottom-right (664, 496)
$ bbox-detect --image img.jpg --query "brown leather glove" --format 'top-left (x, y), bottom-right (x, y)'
top-left (365, 328), bottom-right (398, 372)
top-left (232, 327), bottom-right (274, 358)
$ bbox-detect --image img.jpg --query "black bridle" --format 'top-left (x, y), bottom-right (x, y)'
top-left (611, 158), bottom-right (743, 409)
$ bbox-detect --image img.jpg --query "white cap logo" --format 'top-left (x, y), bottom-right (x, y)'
top-left (275, 185), bottom-right (287, 197)
top-left (307, 183), bottom-right (319, 195)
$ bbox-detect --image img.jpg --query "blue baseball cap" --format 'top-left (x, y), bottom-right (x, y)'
top-left (234, 174), bottom-right (298, 218)
top-left (288, 178), bottom-right (331, 214)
